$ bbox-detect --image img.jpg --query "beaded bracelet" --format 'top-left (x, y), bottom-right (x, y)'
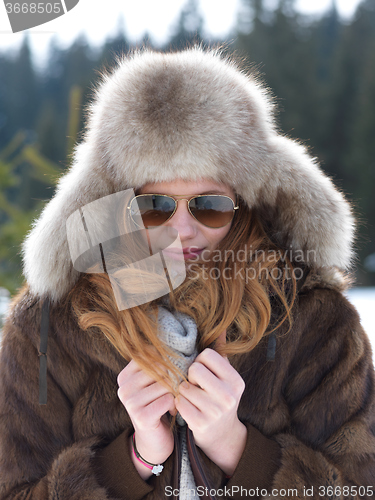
top-left (132, 433), bottom-right (164, 476)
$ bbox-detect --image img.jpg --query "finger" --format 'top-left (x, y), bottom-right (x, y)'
top-left (189, 351), bottom-right (245, 400)
top-left (142, 393), bottom-right (176, 425)
top-left (178, 379), bottom-right (212, 411)
top-left (179, 375), bottom-right (242, 425)
top-left (118, 379), bottom-right (172, 410)
top-left (185, 363), bottom-right (222, 398)
top-left (194, 348), bottom-right (233, 382)
top-left (117, 360), bottom-right (142, 387)
top-left (175, 394), bottom-right (202, 427)
top-left (117, 360), bottom-right (165, 389)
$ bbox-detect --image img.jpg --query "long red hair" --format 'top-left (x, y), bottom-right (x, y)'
top-left (70, 198), bottom-right (296, 391)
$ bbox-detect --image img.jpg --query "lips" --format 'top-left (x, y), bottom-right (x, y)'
top-left (163, 247), bottom-right (204, 261)
top-left (182, 248), bottom-right (204, 260)
top-left (182, 248), bottom-right (204, 254)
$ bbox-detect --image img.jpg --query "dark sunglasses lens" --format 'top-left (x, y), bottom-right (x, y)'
top-left (131, 195), bottom-right (175, 227)
top-left (189, 196), bottom-right (235, 228)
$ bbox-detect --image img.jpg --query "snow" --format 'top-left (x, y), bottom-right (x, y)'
top-left (0, 289), bottom-right (10, 331)
top-left (346, 288), bottom-right (375, 361)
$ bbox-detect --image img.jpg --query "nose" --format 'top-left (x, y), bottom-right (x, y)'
top-left (164, 200), bottom-right (198, 240)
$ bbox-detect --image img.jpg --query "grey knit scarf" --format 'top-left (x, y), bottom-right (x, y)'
top-left (157, 303), bottom-right (198, 499)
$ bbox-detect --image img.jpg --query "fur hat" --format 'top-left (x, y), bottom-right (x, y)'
top-left (23, 47), bottom-right (355, 301)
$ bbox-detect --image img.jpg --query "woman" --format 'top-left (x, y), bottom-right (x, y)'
top-left (0, 47), bottom-right (374, 499)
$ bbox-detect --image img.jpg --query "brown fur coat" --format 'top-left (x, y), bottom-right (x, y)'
top-left (0, 273), bottom-right (374, 499)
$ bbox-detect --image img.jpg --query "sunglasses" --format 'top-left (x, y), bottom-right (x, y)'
top-left (128, 194), bottom-right (239, 229)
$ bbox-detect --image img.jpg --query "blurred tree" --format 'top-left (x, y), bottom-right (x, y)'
top-left (235, 0), bottom-right (375, 284)
top-left (0, 138), bottom-right (54, 292)
top-left (0, 55), bottom-right (11, 149)
top-left (0, 37), bottom-right (39, 149)
top-left (100, 15), bottom-right (130, 66)
top-left (236, 0), bottom-right (319, 140)
top-left (343, 0), bottom-right (375, 282)
top-left (35, 99), bottom-right (63, 163)
top-left (0, 89), bottom-right (80, 293)
top-left (310, 3), bottom-right (342, 157)
top-left (166, 0), bottom-right (204, 50)
top-left (66, 86), bottom-right (83, 159)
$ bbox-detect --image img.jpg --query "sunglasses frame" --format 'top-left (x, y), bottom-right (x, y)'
top-left (128, 193), bottom-right (239, 229)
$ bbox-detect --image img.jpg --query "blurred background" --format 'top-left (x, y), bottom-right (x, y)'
top-left (0, 0), bottom-right (374, 339)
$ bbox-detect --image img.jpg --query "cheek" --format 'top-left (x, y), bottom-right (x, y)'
top-left (144, 226), bottom-right (181, 252)
top-left (206, 225), bottom-right (231, 248)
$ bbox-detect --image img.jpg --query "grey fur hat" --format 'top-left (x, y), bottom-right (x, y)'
top-left (23, 47), bottom-right (355, 301)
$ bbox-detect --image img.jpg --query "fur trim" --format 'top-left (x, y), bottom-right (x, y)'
top-left (267, 434), bottom-right (346, 499)
top-left (22, 47), bottom-right (355, 300)
top-left (48, 437), bottom-right (110, 500)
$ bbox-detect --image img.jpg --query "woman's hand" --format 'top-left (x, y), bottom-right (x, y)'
top-left (175, 340), bottom-right (247, 476)
top-left (117, 360), bottom-right (176, 479)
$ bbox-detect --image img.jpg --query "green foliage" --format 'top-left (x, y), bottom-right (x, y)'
top-left (0, 89), bottom-right (78, 294)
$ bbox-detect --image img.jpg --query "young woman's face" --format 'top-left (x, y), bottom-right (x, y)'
top-left (138, 178), bottom-right (236, 263)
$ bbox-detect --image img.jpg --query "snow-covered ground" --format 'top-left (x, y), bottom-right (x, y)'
top-left (1, 287), bottom-right (374, 357)
top-left (346, 288), bottom-right (375, 360)
top-left (0, 288), bottom-right (10, 333)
